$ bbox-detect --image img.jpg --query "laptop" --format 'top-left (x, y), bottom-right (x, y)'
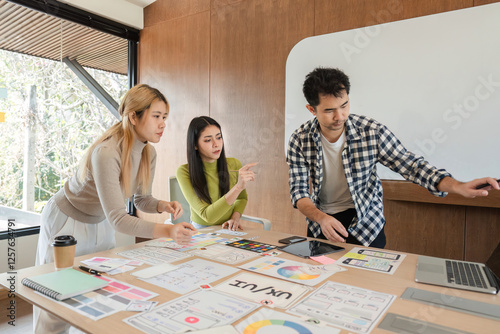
top-left (415, 242), bottom-right (500, 294)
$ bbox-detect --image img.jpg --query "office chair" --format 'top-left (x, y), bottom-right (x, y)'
top-left (168, 176), bottom-right (271, 231)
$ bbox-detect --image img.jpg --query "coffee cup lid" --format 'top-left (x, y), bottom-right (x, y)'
top-left (52, 235), bottom-right (77, 247)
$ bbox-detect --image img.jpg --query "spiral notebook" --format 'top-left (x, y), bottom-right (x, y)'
top-left (22, 268), bottom-right (108, 301)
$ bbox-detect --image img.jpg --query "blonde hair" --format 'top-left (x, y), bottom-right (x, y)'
top-left (78, 84), bottom-right (168, 197)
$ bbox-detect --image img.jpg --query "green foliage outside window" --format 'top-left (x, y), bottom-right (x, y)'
top-left (0, 50), bottom-right (127, 213)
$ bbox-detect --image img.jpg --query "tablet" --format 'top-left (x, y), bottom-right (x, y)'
top-left (278, 240), bottom-right (344, 258)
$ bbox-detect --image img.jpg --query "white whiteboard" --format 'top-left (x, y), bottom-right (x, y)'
top-left (285, 3), bottom-right (500, 181)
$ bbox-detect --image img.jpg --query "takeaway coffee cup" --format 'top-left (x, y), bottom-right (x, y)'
top-left (52, 235), bottom-right (77, 270)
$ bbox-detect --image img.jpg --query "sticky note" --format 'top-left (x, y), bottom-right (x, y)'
top-left (310, 255), bottom-right (336, 264)
top-left (0, 112), bottom-right (4, 123)
top-left (344, 252), bottom-right (366, 260)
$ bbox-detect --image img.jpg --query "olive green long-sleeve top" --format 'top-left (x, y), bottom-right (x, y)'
top-left (176, 158), bottom-right (247, 226)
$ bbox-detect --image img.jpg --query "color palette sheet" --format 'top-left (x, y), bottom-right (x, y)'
top-left (238, 258), bottom-right (335, 286)
top-left (124, 289), bottom-right (259, 333)
top-left (225, 239), bottom-right (277, 253)
top-left (235, 308), bottom-right (338, 334)
top-left (49, 275), bottom-right (158, 321)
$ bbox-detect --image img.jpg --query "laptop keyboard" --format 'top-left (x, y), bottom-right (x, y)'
top-left (446, 260), bottom-right (487, 288)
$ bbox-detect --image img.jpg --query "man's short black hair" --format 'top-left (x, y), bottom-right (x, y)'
top-left (303, 67), bottom-right (350, 107)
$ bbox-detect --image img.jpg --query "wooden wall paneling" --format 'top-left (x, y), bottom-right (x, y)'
top-left (383, 199), bottom-right (466, 259)
top-left (464, 207), bottom-right (500, 262)
top-left (314, 0), bottom-right (473, 35)
top-left (209, 0), bottom-right (314, 235)
top-left (144, 0), bottom-right (210, 27)
top-left (211, 0), bottom-right (247, 10)
top-left (138, 11), bottom-right (211, 223)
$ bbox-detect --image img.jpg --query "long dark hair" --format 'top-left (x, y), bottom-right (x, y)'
top-left (187, 116), bottom-right (230, 203)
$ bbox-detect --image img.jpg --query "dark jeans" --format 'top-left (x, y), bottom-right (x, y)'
top-left (307, 208), bottom-right (386, 248)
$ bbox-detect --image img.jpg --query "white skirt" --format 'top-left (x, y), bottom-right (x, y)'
top-left (34, 197), bottom-right (116, 334)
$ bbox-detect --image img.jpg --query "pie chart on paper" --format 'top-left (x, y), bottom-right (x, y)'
top-left (277, 266), bottom-right (319, 280)
top-left (236, 308), bottom-right (338, 334)
top-left (243, 319), bottom-right (313, 334)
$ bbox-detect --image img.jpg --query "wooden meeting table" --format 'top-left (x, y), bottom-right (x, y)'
top-left (0, 227), bottom-right (498, 333)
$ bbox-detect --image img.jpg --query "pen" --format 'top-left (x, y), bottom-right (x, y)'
top-left (78, 265), bottom-right (103, 276)
top-left (475, 179), bottom-right (500, 190)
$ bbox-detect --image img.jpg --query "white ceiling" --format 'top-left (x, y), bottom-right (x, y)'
top-left (126, 0), bottom-right (156, 7)
top-left (58, 0), bottom-right (156, 29)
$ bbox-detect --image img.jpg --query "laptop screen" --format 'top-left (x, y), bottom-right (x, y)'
top-left (486, 242), bottom-right (500, 279)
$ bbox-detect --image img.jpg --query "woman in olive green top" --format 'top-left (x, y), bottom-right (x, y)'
top-left (177, 116), bottom-right (257, 230)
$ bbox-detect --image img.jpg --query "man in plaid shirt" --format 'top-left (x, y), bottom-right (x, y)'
top-left (287, 67), bottom-right (499, 247)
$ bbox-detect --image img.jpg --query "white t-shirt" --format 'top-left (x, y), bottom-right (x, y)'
top-left (318, 130), bottom-right (355, 214)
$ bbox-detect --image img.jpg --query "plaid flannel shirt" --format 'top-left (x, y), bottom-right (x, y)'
top-left (286, 114), bottom-right (451, 246)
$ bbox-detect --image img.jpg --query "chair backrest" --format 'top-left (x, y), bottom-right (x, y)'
top-left (168, 175), bottom-right (271, 230)
top-left (168, 176), bottom-right (191, 224)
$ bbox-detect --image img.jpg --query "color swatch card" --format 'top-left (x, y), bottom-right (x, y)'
top-left (225, 239), bottom-right (277, 253)
top-left (117, 246), bottom-right (192, 265)
top-left (146, 233), bottom-right (235, 251)
top-left (215, 272), bottom-right (312, 309)
top-left (140, 258), bottom-right (239, 294)
top-left (123, 289), bottom-right (260, 334)
top-left (287, 281), bottom-right (396, 334)
top-left (235, 308), bottom-right (338, 334)
top-left (56, 275), bottom-right (158, 321)
top-left (189, 243), bottom-right (259, 264)
top-left (238, 258), bottom-right (336, 286)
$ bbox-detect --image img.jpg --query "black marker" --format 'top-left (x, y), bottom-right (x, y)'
top-left (475, 179), bottom-right (500, 190)
top-left (79, 265), bottom-right (103, 276)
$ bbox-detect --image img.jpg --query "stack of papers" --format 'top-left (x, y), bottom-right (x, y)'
top-left (81, 257), bottom-right (143, 275)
